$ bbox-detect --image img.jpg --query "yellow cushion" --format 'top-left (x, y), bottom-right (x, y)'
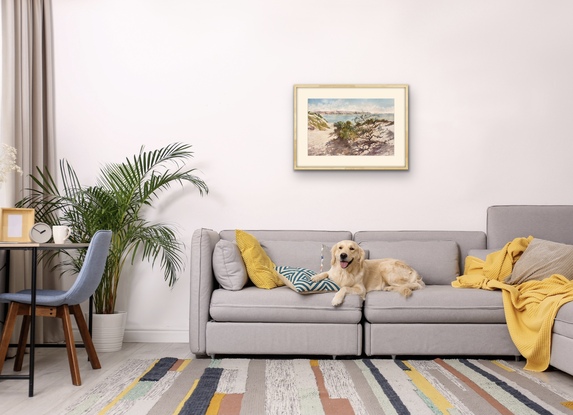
top-left (235, 230), bottom-right (284, 289)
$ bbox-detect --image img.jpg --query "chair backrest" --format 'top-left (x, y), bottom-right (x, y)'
top-left (64, 230), bottom-right (112, 306)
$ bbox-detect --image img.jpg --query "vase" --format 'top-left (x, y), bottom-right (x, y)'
top-left (88, 311), bottom-right (127, 353)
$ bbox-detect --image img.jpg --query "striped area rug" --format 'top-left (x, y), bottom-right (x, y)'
top-left (62, 357), bottom-right (573, 415)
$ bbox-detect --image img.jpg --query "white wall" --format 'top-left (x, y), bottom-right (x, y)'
top-left (51, 0), bottom-right (573, 342)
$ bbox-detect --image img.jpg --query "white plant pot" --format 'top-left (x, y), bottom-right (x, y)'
top-left (89, 311), bottom-right (127, 353)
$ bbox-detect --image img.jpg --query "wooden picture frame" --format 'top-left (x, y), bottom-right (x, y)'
top-left (0, 208), bottom-right (35, 242)
top-left (294, 84), bottom-right (408, 170)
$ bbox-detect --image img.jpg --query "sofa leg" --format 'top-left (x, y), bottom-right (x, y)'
top-left (391, 355), bottom-right (397, 360)
top-left (332, 355), bottom-right (337, 360)
top-left (210, 354), bottom-right (216, 360)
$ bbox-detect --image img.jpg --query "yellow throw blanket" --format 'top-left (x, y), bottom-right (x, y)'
top-left (452, 236), bottom-right (573, 371)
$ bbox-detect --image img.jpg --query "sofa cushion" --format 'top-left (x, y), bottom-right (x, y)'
top-left (505, 238), bottom-right (573, 285)
top-left (359, 240), bottom-right (460, 285)
top-left (235, 230), bottom-right (284, 289)
top-left (275, 266), bottom-right (339, 293)
top-left (260, 241), bottom-right (332, 273)
top-left (210, 286), bottom-right (363, 324)
top-left (212, 240), bottom-right (248, 290)
top-left (364, 285), bottom-right (505, 324)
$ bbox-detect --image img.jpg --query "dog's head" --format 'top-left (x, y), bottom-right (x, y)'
top-left (331, 240), bottom-right (365, 270)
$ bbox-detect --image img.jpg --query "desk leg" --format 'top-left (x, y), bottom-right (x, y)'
top-left (2, 252), bottom-right (9, 328)
top-left (29, 248), bottom-right (37, 397)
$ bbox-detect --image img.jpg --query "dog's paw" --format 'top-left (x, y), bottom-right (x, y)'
top-left (401, 288), bottom-right (413, 298)
top-left (311, 273), bottom-right (327, 282)
top-left (331, 296), bottom-right (344, 307)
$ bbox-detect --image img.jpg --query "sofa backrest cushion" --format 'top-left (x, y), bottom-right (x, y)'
top-left (354, 230), bottom-right (486, 273)
top-left (261, 241), bottom-right (332, 273)
top-left (359, 240), bottom-right (460, 285)
top-left (487, 205), bottom-right (573, 249)
top-left (219, 230), bottom-right (352, 274)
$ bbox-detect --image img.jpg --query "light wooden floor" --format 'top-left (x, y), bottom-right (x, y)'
top-left (0, 342), bottom-right (193, 415)
top-left (1, 343), bottom-right (573, 414)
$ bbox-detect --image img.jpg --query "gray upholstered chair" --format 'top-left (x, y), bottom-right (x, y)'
top-left (0, 230), bottom-right (112, 386)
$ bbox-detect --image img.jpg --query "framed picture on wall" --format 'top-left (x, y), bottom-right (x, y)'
top-left (294, 84), bottom-right (408, 170)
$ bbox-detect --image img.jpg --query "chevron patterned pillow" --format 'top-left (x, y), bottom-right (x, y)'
top-left (275, 266), bottom-right (340, 293)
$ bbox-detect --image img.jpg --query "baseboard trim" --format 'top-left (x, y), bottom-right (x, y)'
top-left (123, 329), bottom-right (188, 343)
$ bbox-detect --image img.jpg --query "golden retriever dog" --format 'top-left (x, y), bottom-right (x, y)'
top-left (312, 240), bottom-right (424, 306)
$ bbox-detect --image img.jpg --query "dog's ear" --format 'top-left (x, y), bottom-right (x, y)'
top-left (330, 243), bottom-right (338, 265)
top-left (357, 244), bottom-right (365, 264)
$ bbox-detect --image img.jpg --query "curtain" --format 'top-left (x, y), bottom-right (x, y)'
top-left (1, 0), bottom-right (58, 342)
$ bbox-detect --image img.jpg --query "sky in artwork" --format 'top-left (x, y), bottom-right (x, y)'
top-left (308, 98), bottom-right (394, 114)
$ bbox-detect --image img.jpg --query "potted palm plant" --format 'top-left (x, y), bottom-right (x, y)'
top-left (16, 142), bottom-right (208, 351)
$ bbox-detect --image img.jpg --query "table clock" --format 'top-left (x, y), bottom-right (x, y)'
top-left (29, 222), bottom-right (52, 243)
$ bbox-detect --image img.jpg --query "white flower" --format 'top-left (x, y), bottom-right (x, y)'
top-left (0, 144), bottom-right (23, 184)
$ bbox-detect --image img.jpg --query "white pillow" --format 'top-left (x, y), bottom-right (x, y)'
top-left (212, 240), bottom-right (248, 290)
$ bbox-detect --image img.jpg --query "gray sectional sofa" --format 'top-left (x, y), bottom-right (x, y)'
top-left (189, 205), bottom-right (573, 377)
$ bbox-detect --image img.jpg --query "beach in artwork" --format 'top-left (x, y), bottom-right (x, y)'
top-left (307, 98), bottom-right (395, 156)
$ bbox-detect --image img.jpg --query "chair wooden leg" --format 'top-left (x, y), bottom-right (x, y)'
top-left (1, 302), bottom-right (98, 386)
top-left (59, 305), bottom-right (81, 386)
top-left (0, 302), bottom-right (21, 374)
top-left (14, 314), bottom-right (31, 371)
top-left (71, 304), bottom-right (101, 369)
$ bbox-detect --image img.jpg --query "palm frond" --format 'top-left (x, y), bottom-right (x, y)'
top-left (16, 142), bottom-right (208, 314)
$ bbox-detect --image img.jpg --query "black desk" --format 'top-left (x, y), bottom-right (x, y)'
top-left (0, 242), bottom-right (89, 397)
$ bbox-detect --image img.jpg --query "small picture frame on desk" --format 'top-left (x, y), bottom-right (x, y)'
top-left (0, 208), bottom-right (35, 242)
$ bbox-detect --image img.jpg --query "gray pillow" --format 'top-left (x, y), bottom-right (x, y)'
top-left (505, 238), bottom-right (573, 285)
top-left (212, 240), bottom-right (248, 290)
top-left (359, 240), bottom-right (460, 285)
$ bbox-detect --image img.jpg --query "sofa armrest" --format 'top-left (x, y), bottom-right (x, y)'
top-left (189, 228), bottom-right (220, 356)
